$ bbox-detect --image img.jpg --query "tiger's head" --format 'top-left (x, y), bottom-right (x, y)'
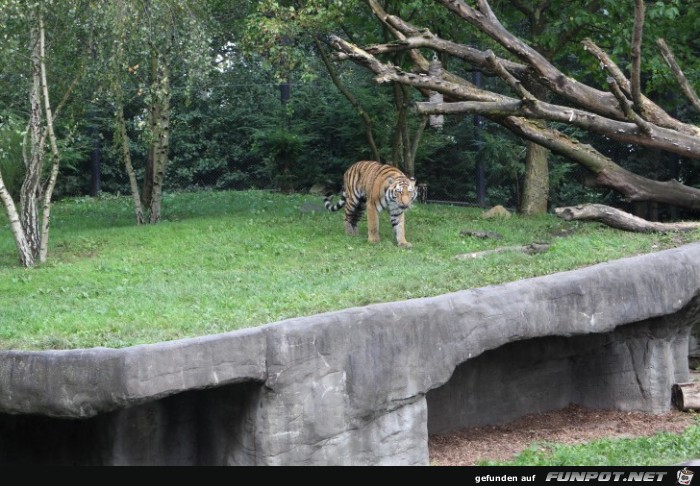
top-left (388, 176), bottom-right (417, 210)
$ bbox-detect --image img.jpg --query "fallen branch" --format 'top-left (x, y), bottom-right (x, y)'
top-left (459, 229), bottom-right (503, 239)
top-left (672, 382), bottom-right (700, 412)
top-left (554, 204), bottom-right (700, 233)
top-left (455, 243), bottom-right (549, 260)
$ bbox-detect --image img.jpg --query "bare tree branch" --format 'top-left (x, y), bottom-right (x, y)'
top-left (415, 98), bottom-right (700, 157)
top-left (484, 50), bottom-right (535, 101)
top-left (435, 0), bottom-right (626, 120)
top-left (582, 37), bottom-right (631, 93)
top-left (582, 37), bottom-right (700, 136)
top-left (434, 0), bottom-right (700, 137)
top-left (330, 0), bottom-right (700, 212)
top-left (656, 38), bottom-right (700, 113)
top-left (333, 35), bottom-right (700, 158)
top-left (606, 77), bottom-right (651, 135)
top-left (630, 0), bottom-right (645, 112)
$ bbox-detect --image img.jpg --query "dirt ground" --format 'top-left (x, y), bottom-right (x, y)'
top-left (429, 368), bottom-right (700, 466)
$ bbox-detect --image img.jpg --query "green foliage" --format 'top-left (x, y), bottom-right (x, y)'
top-left (480, 420), bottom-right (700, 466)
top-left (1, 190), bottom-right (697, 350)
top-left (0, 116), bottom-right (25, 200)
top-left (1, 0), bottom-right (699, 217)
top-left (241, 0), bottom-right (363, 79)
top-left (251, 127), bottom-right (309, 192)
top-left (166, 51), bottom-right (399, 193)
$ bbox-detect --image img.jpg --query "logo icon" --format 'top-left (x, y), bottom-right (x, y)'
top-left (677, 468), bottom-right (695, 486)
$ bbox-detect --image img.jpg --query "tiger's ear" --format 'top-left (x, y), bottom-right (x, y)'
top-left (387, 176), bottom-right (395, 185)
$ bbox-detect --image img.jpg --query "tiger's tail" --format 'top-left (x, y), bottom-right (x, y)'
top-left (324, 192), bottom-right (346, 212)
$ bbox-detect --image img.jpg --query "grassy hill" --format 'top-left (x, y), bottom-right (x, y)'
top-left (1, 190), bottom-right (697, 350)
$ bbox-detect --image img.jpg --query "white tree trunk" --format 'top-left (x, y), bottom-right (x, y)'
top-left (19, 17), bottom-right (44, 262)
top-left (147, 56), bottom-right (170, 224)
top-left (115, 102), bottom-right (144, 224)
top-left (38, 13), bottom-right (60, 263)
top-left (0, 173), bottom-right (33, 266)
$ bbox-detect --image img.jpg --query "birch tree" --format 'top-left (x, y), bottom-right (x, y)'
top-left (94, 0), bottom-right (209, 224)
top-left (0, 1), bottom-right (79, 267)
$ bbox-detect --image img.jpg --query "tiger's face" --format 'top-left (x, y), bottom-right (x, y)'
top-left (388, 178), bottom-right (417, 210)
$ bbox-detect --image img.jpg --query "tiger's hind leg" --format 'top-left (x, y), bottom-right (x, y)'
top-left (344, 196), bottom-right (365, 236)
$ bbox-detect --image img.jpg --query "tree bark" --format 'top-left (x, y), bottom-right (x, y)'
top-left (0, 6), bottom-right (78, 266)
top-left (112, 26), bottom-right (144, 225)
top-left (520, 4), bottom-right (552, 215)
top-left (115, 100), bottom-right (144, 224)
top-left (521, 140), bottom-right (549, 214)
top-left (147, 54), bottom-right (170, 224)
top-left (656, 38), bottom-right (700, 113)
top-left (332, 35), bottom-right (700, 211)
top-left (38, 13), bottom-right (61, 264)
top-left (672, 383), bottom-right (700, 411)
top-left (0, 173), bottom-right (33, 266)
top-left (554, 204), bottom-right (700, 233)
top-left (20, 17), bottom-right (44, 263)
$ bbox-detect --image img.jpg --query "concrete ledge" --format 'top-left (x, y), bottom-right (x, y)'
top-left (1, 243), bottom-right (699, 465)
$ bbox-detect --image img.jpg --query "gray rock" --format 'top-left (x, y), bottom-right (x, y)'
top-left (1, 243), bottom-right (699, 465)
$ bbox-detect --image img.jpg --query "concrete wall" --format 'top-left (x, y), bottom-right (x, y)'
top-left (1, 243), bottom-right (699, 465)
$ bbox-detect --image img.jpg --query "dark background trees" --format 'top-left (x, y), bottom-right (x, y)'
top-left (2, 0), bottom-right (700, 265)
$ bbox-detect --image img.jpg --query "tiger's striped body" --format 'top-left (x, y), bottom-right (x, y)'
top-left (324, 160), bottom-right (417, 248)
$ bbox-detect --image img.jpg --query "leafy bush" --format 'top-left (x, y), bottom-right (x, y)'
top-left (0, 116), bottom-right (26, 201)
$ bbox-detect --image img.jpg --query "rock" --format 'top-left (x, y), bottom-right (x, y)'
top-left (1, 243), bottom-right (699, 465)
top-left (308, 183), bottom-right (327, 195)
top-left (482, 205), bottom-right (512, 218)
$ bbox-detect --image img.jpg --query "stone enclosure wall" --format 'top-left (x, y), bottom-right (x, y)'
top-left (1, 243), bottom-right (699, 465)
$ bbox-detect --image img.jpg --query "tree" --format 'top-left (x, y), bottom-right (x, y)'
top-left (330, 0), bottom-right (700, 213)
top-left (0, 1), bottom-right (81, 267)
top-left (93, 0), bottom-right (209, 224)
top-left (242, 0), bottom-right (433, 177)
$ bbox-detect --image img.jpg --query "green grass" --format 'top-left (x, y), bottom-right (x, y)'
top-left (478, 419), bottom-right (700, 466)
top-left (1, 190), bottom-right (698, 350)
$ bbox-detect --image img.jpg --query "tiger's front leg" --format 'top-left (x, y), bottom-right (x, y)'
top-left (392, 212), bottom-right (412, 248)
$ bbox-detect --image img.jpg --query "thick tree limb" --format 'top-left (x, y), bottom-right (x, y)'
top-left (331, 35), bottom-right (700, 211)
top-left (606, 77), bottom-right (651, 135)
top-left (630, 0), bottom-right (645, 112)
top-left (364, 0), bottom-right (700, 139)
top-left (414, 98), bottom-right (700, 158)
top-left (554, 204), bottom-right (700, 233)
top-left (657, 38), bottom-right (700, 113)
top-left (435, 0), bottom-right (628, 121)
top-left (582, 38), bottom-right (700, 137)
top-left (337, 15), bottom-right (530, 78)
top-left (484, 50), bottom-right (534, 101)
top-left (331, 1), bottom-right (700, 212)
top-left (331, 36), bottom-right (501, 103)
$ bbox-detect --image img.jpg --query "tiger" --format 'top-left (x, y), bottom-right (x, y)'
top-left (324, 160), bottom-right (417, 248)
